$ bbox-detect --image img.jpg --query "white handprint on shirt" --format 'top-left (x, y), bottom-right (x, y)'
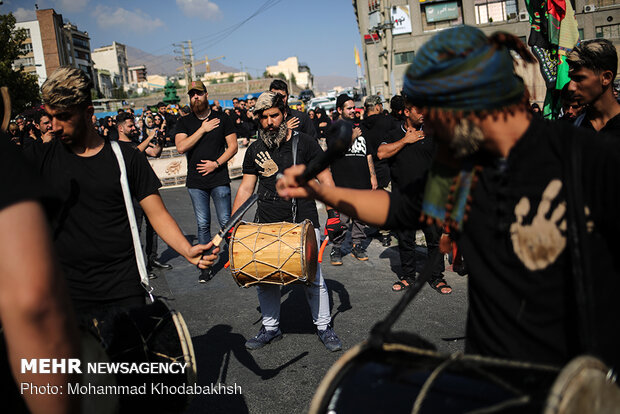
top-left (256, 151), bottom-right (278, 177)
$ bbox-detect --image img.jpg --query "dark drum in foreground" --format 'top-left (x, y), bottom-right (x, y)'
top-left (309, 339), bottom-right (620, 414)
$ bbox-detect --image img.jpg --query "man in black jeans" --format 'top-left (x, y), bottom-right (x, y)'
top-left (377, 102), bottom-right (450, 294)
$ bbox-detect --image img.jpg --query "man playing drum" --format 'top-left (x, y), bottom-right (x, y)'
top-left (231, 91), bottom-right (343, 352)
top-left (276, 26), bottom-right (620, 370)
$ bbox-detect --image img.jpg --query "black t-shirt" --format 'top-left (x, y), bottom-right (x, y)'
top-left (385, 123), bottom-right (435, 192)
top-left (23, 139), bottom-right (161, 305)
top-left (1, 136), bottom-right (49, 211)
top-left (362, 113), bottom-right (394, 188)
top-left (175, 111), bottom-right (236, 190)
top-left (242, 132), bottom-right (321, 227)
top-left (385, 118), bottom-right (620, 369)
top-left (328, 122), bottom-right (372, 189)
top-left (580, 112), bottom-right (620, 137)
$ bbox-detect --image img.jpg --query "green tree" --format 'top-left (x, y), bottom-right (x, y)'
top-left (290, 73), bottom-right (296, 85)
top-left (0, 13), bottom-right (41, 117)
top-left (276, 72), bottom-right (287, 80)
top-left (227, 74), bottom-right (234, 83)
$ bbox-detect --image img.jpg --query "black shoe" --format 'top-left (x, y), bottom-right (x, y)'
top-left (199, 268), bottom-right (213, 283)
top-left (380, 234), bottom-right (391, 247)
top-left (245, 326), bottom-right (283, 350)
top-left (351, 244), bottom-right (368, 261)
top-left (148, 272), bottom-right (157, 280)
top-left (330, 247), bottom-right (343, 266)
top-left (149, 259), bottom-right (172, 270)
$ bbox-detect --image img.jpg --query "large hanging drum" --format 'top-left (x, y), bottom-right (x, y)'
top-left (229, 220), bottom-right (318, 287)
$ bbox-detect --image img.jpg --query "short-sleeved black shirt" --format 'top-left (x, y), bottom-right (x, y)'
top-left (23, 139), bottom-right (161, 306)
top-left (174, 110), bottom-right (236, 190)
top-left (328, 123), bottom-right (372, 190)
top-left (363, 113), bottom-right (394, 188)
top-left (242, 132), bottom-right (321, 227)
top-left (1, 136), bottom-right (48, 211)
top-left (385, 123), bottom-right (435, 192)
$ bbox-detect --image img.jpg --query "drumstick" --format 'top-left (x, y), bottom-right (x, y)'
top-left (202, 194), bottom-right (258, 259)
top-left (318, 236), bottom-right (329, 263)
top-left (1, 87), bottom-right (11, 133)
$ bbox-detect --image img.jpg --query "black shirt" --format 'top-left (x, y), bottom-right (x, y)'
top-left (243, 132), bottom-right (321, 227)
top-left (580, 112), bottom-right (620, 137)
top-left (385, 118), bottom-right (620, 369)
top-left (175, 110), bottom-right (236, 190)
top-left (1, 136), bottom-right (48, 211)
top-left (385, 123), bottom-right (435, 193)
top-left (23, 139), bottom-right (161, 306)
top-left (363, 113), bottom-right (394, 188)
top-left (328, 123), bottom-right (372, 190)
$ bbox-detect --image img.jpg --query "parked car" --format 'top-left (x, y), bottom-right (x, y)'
top-left (307, 96), bottom-right (336, 112)
top-left (299, 89), bottom-right (315, 102)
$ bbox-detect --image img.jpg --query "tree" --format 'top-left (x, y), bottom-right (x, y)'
top-left (276, 72), bottom-right (287, 80)
top-left (227, 74), bottom-right (234, 83)
top-left (0, 13), bottom-right (41, 117)
top-left (290, 73), bottom-right (296, 85)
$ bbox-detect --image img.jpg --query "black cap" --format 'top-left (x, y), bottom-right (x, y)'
top-left (336, 94), bottom-right (353, 109)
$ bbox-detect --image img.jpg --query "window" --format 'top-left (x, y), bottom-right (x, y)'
top-left (394, 51), bottom-right (415, 65)
top-left (578, 28), bottom-right (584, 40)
top-left (20, 43), bottom-right (33, 53)
top-left (73, 37), bottom-right (90, 50)
top-left (22, 28), bottom-right (31, 38)
top-left (14, 57), bottom-right (35, 67)
top-left (422, 1), bottom-right (463, 31)
top-left (596, 24), bottom-right (620, 39)
top-left (474, 0), bottom-right (518, 24)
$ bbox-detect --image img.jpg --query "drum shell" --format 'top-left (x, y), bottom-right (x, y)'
top-left (310, 341), bottom-right (562, 414)
top-left (229, 220), bottom-right (318, 287)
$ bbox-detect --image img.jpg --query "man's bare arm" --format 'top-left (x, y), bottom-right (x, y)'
top-left (140, 193), bottom-right (215, 268)
top-left (277, 165), bottom-right (390, 227)
top-left (175, 117), bottom-right (221, 154)
top-left (0, 201), bottom-right (80, 414)
top-left (232, 174), bottom-right (258, 214)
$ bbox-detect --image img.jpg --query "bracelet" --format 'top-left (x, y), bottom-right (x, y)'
top-left (215, 160), bottom-right (220, 167)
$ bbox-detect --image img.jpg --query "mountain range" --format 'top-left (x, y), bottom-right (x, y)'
top-left (126, 45), bottom-right (356, 92)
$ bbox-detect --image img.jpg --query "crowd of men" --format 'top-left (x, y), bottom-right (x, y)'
top-left (2, 29), bottom-right (620, 413)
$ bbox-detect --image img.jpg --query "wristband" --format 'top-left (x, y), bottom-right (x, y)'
top-left (215, 160), bottom-right (220, 167)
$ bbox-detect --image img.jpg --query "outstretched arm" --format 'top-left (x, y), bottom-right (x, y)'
top-left (140, 192), bottom-right (217, 268)
top-left (277, 164), bottom-right (390, 227)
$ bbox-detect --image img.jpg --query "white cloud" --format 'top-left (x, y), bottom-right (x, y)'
top-left (13, 8), bottom-right (37, 22)
top-left (92, 6), bottom-right (165, 33)
top-left (176, 0), bottom-right (222, 21)
top-left (54, 0), bottom-right (89, 13)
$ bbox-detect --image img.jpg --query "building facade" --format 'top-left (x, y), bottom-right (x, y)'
top-left (353, 0), bottom-right (620, 101)
top-left (92, 41), bottom-right (130, 90)
top-left (265, 56), bottom-right (314, 90)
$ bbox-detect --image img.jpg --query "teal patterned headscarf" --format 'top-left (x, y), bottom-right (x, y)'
top-left (403, 25), bottom-right (528, 112)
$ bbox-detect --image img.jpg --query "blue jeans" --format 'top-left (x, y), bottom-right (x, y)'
top-left (187, 186), bottom-right (231, 244)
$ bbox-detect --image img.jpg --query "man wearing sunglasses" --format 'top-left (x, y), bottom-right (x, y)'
top-left (175, 80), bottom-right (238, 283)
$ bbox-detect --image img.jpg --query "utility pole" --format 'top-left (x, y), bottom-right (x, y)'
top-left (188, 40), bottom-right (196, 81)
top-left (240, 61), bottom-right (249, 93)
top-left (380, 0), bottom-right (393, 96)
top-left (173, 42), bottom-right (189, 87)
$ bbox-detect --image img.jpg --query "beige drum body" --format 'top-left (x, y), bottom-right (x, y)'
top-left (229, 220), bottom-right (318, 287)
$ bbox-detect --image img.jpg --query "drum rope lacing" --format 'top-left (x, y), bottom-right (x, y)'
top-left (231, 223), bottom-right (304, 284)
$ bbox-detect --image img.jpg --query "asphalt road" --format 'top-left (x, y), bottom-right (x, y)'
top-left (150, 180), bottom-right (468, 414)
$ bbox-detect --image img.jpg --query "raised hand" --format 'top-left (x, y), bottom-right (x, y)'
top-left (256, 151), bottom-right (278, 177)
top-left (510, 179), bottom-right (567, 271)
top-left (287, 117), bottom-right (300, 130)
top-left (200, 117), bottom-right (220, 134)
top-left (403, 128), bottom-right (424, 144)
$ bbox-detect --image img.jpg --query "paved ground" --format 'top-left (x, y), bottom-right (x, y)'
top-left (150, 180), bottom-right (468, 414)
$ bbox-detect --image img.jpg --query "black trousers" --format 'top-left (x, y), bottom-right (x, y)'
top-left (135, 204), bottom-right (158, 262)
top-left (396, 224), bottom-right (444, 281)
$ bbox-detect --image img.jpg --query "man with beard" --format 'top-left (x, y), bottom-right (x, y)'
top-left (175, 80), bottom-right (238, 283)
top-left (22, 67), bottom-right (214, 315)
top-left (117, 112), bottom-right (172, 276)
top-left (377, 102), bottom-right (449, 294)
top-left (269, 79), bottom-right (317, 138)
top-left (277, 26), bottom-right (620, 370)
top-left (30, 111), bottom-right (54, 143)
top-left (231, 91), bottom-right (342, 352)
top-left (567, 39), bottom-right (620, 137)
top-left (559, 84), bottom-right (584, 123)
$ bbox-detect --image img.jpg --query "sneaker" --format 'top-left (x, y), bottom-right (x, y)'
top-left (245, 326), bottom-right (283, 350)
top-left (149, 259), bottom-right (172, 270)
top-left (148, 272), bottom-right (157, 280)
top-left (351, 244), bottom-right (368, 261)
top-left (380, 234), bottom-right (391, 247)
top-left (330, 247), bottom-right (343, 266)
top-left (317, 326), bottom-right (342, 352)
top-left (199, 267), bottom-right (213, 283)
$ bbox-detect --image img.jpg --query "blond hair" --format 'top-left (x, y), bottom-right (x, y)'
top-left (41, 67), bottom-right (93, 110)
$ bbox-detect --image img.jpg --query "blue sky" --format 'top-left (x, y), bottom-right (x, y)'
top-left (4, 0), bottom-right (364, 78)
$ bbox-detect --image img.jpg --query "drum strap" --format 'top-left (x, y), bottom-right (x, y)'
top-left (291, 132), bottom-right (299, 223)
top-left (110, 141), bottom-right (154, 303)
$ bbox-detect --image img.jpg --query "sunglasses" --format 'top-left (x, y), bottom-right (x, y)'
top-left (189, 90), bottom-right (206, 98)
